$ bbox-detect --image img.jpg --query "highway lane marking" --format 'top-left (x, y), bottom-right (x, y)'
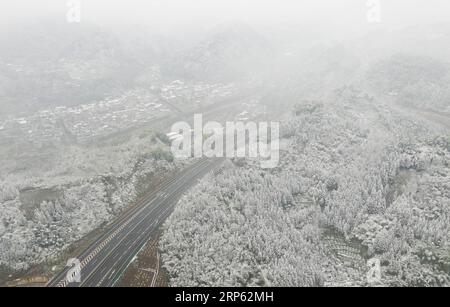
top-left (103, 161), bottom-right (220, 287)
top-left (57, 196), bottom-right (166, 287)
top-left (78, 171), bottom-right (203, 287)
top-left (54, 159), bottom-right (211, 287)
top-left (101, 163), bottom-right (214, 286)
top-left (58, 158), bottom-right (220, 287)
top-left (99, 205), bottom-right (168, 287)
top-left (50, 160), bottom-right (210, 286)
top-left (59, 159), bottom-right (215, 287)
top-left (105, 191), bottom-right (185, 283)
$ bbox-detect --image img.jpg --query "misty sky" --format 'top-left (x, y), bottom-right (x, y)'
top-left (2, 0), bottom-right (450, 38)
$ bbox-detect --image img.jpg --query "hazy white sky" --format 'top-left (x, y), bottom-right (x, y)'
top-left (2, 0), bottom-right (450, 35)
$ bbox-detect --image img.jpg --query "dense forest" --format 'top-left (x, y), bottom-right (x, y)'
top-left (161, 87), bottom-right (450, 287)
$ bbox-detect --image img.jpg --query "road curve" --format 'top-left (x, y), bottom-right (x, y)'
top-left (47, 158), bottom-right (224, 287)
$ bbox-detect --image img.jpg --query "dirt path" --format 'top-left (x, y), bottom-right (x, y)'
top-left (391, 102), bottom-right (450, 131)
top-left (412, 108), bottom-right (450, 130)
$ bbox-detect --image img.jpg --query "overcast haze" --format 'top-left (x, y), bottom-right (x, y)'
top-left (2, 0), bottom-right (450, 36)
top-left (1, 0), bottom-right (450, 289)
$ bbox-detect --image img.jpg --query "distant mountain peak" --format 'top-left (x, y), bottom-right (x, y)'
top-left (178, 22), bottom-right (273, 81)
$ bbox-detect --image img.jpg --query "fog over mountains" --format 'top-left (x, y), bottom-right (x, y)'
top-left (0, 1), bottom-right (449, 288)
top-left (0, 21), bottom-right (273, 116)
top-left (3, 18), bottom-right (450, 117)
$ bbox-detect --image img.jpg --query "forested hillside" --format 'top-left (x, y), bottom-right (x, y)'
top-left (161, 87), bottom-right (450, 287)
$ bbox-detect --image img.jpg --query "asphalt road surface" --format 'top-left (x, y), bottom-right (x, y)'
top-left (47, 158), bottom-right (224, 287)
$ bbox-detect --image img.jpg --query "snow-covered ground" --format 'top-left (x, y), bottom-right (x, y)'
top-left (0, 130), bottom-right (179, 272)
top-left (160, 88), bottom-right (450, 287)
